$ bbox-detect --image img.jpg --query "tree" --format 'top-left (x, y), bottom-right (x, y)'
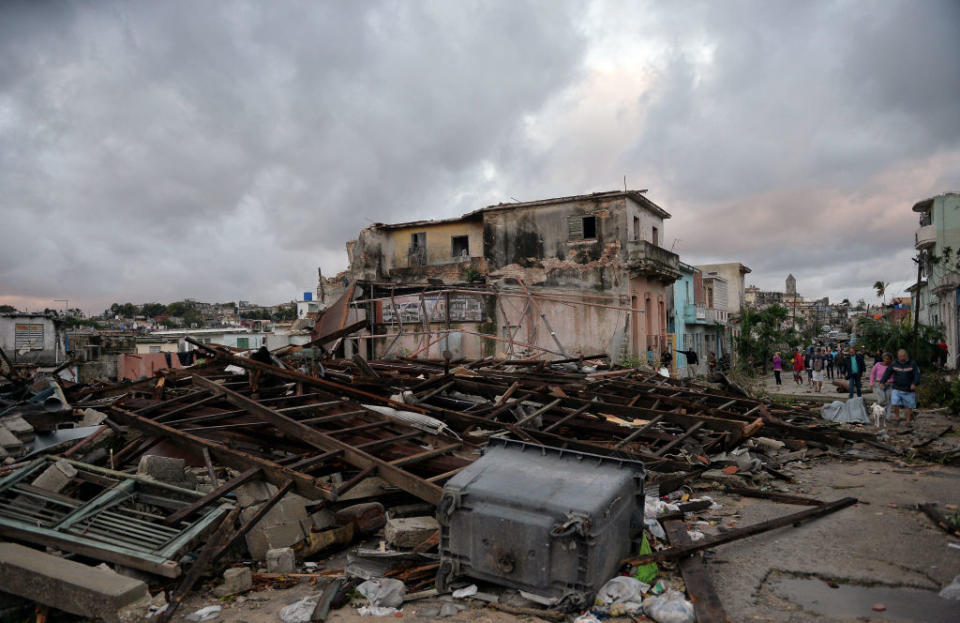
top-left (873, 281), bottom-right (887, 305)
top-left (855, 316), bottom-right (942, 367)
top-left (140, 302), bottom-right (167, 318)
top-left (0, 304), bottom-right (16, 313)
top-left (109, 303), bottom-right (121, 316)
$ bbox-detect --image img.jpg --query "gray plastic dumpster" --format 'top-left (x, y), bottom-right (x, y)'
top-left (436, 438), bottom-right (645, 608)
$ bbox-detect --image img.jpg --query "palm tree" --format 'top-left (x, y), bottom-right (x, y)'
top-left (873, 281), bottom-right (888, 305)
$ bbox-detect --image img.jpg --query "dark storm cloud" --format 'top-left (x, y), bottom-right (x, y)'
top-left (1, 0), bottom-right (958, 313)
top-left (0, 0), bottom-right (587, 311)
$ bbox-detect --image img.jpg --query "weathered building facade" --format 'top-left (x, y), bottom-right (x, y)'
top-left (330, 191), bottom-right (682, 362)
top-left (0, 313), bottom-right (65, 366)
top-left (912, 192), bottom-right (960, 367)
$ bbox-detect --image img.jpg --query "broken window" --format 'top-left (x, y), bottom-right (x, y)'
top-left (410, 232), bottom-right (426, 249)
top-left (633, 216), bottom-right (640, 240)
top-left (451, 235), bottom-right (469, 258)
top-left (652, 226), bottom-right (659, 246)
top-left (408, 232), bottom-right (427, 266)
top-left (568, 214), bottom-right (597, 240)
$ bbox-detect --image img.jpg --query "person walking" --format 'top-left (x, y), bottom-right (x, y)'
top-left (805, 347), bottom-right (814, 386)
top-left (810, 348), bottom-right (825, 392)
top-left (825, 348), bottom-right (835, 380)
top-left (772, 351), bottom-right (783, 387)
top-left (792, 348), bottom-right (805, 385)
top-left (836, 346), bottom-right (846, 378)
top-left (647, 345), bottom-right (655, 367)
top-left (880, 349), bottom-right (921, 425)
top-left (869, 352), bottom-right (893, 425)
top-left (708, 351), bottom-right (718, 375)
top-left (844, 346), bottom-right (865, 398)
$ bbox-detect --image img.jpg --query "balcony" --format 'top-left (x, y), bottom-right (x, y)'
top-left (683, 303), bottom-right (706, 324)
top-left (916, 225), bottom-right (936, 249)
top-left (625, 240), bottom-right (681, 282)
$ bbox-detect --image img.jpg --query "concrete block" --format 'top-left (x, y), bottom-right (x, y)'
top-left (266, 547), bottom-right (296, 574)
top-left (385, 516), bottom-right (440, 549)
top-left (0, 542), bottom-right (149, 623)
top-left (340, 476), bottom-right (392, 501)
top-left (31, 459), bottom-right (78, 493)
top-left (242, 516), bottom-right (306, 559)
top-left (136, 455), bottom-right (196, 490)
top-left (0, 426), bottom-right (22, 452)
top-left (0, 415), bottom-right (34, 440)
top-left (235, 480), bottom-right (278, 508)
top-left (212, 567), bottom-right (252, 597)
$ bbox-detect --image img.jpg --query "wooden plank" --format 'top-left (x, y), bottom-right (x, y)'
top-left (663, 519), bottom-right (731, 623)
top-left (193, 376), bottom-right (445, 504)
top-left (624, 497), bottom-right (858, 566)
top-left (109, 406), bottom-right (334, 501)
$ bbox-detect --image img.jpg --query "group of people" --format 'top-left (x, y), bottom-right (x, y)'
top-left (772, 345), bottom-right (921, 424)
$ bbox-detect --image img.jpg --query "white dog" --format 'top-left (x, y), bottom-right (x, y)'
top-left (870, 402), bottom-right (887, 429)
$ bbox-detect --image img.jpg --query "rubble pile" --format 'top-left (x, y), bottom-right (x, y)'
top-left (0, 338), bottom-right (954, 623)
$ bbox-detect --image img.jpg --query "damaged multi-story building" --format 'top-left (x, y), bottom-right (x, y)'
top-left (322, 190), bottom-right (738, 367)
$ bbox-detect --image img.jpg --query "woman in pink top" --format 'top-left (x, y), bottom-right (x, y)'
top-left (870, 352), bottom-right (893, 419)
top-left (772, 352), bottom-right (783, 387)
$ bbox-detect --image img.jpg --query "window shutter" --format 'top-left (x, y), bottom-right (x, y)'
top-left (567, 215), bottom-right (583, 240)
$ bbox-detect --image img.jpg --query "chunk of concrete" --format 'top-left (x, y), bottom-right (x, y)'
top-left (0, 426), bottom-right (22, 452)
top-left (310, 509), bottom-right (336, 531)
top-left (234, 480), bottom-right (279, 508)
top-left (31, 459), bottom-right (78, 493)
top-left (384, 516), bottom-right (440, 549)
top-left (212, 567), bottom-right (252, 597)
top-left (0, 415), bottom-right (34, 440)
top-left (266, 547), bottom-right (296, 574)
top-left (0, 542), bottom-right (149, 623)
top-left (136, 455), bottom-right (196, 490)
top-left (79, 408), bottom-right (108, 427)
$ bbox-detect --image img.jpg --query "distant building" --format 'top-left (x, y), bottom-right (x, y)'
top-left (912, 192), bottom-right (960, 366)
top-left (786, 273), bottom-right (797, 296)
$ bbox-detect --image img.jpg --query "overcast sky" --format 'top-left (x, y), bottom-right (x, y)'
top-left (2, 0), bottom-right (958, 314)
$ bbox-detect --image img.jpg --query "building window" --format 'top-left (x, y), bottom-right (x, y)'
top-left (149, 345), bottom-right (161, 353)
top-left (236, 337), bottom-right (250, 349)
top-left (582, 216), bottom-right (597, 239)
top-left (14, 324), bottom-right (43, 350)
top-left (451, 235), bottom-right (469, 258)
top-left (633, 216), bottom-right (640, 240)
top-left (652, 226), bottom-right (659, 246)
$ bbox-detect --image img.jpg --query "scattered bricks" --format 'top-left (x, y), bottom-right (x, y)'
top-left (0, 542), bottom-right (150, 623)
top-left (235, 480), bottom-right (279, 508)
top-left (0, 426), bottom-right (22, 453)
top-left (266, 547), bottom-right (296, 574)
top-left (136, 455), bottom-right (196, 490)
top-left (0, 415), bottom-right (34, 440)
top-left (335, 502), bottom-right (386, 534)
top-left (212, 567), bottom-right (252, 597)
top-left (31, 459), bottom-right (78, 493)
top-left (384, 516), bottom-right (440, 549)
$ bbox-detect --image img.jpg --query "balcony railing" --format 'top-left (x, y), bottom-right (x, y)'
top-left (625, 240), bottom-right (681, 281)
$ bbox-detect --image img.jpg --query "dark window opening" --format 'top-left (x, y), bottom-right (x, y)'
top-left (451, 235), bottom-right (469, 258)
top-left (410, 232), bottom-right (426, 249)
top-left (582, 216), bottom-right (597, 239)
top-left (633, 216), bottom-right (640, 240)
top-left (651, 226), bottom-right (659, 246)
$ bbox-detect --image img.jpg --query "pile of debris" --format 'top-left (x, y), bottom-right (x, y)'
top-left (0, 339), bottom-right (950, 623)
